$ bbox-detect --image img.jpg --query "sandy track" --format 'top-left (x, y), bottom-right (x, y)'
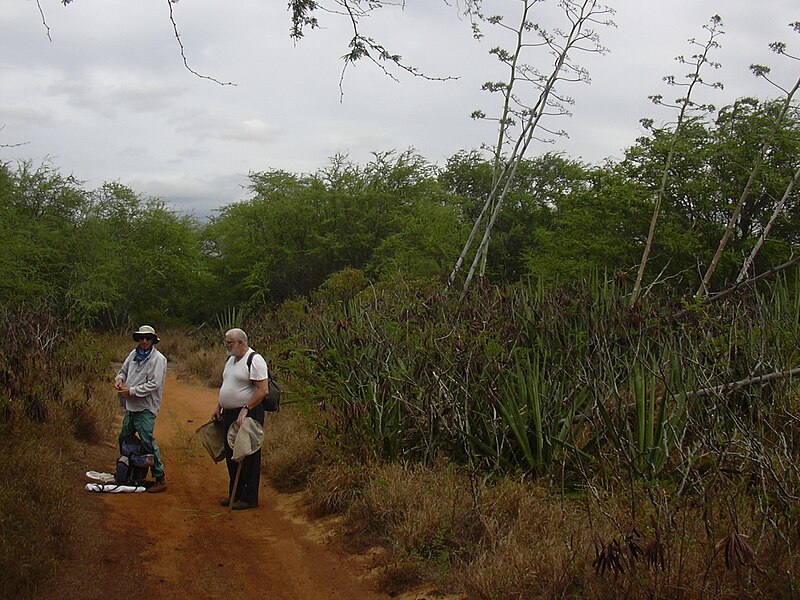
top-left (84, 371), bottom-right (397, 600)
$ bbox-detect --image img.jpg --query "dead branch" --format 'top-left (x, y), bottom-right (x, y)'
top-left (669, 252), bottom-right (800, 324)
top-left (737, 162), bottom-right (800, 283)
top-left (706, 252), bottom-right (800, 305)
top-left (0, 125), bottom-right (29, 148)
top-left (36, 0), bottom-right (52, 41)
top-left (684, 367), bottom-right (800, 399)
top-left (166, 0), bottom-right (235, 86)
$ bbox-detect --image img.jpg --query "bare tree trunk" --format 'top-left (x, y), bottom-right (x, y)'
top-left (736, 162), bottom-right (800, 283)
top-left (448, 0), bottom-right (611, 293)
top-left (696, 73), bottom-right (800, 297)
top-left (630, 17), bottom-right (723, 306)
top-left (629, 136), bottom-right (681, 306)
top-left (447, 169), bottom-right (507, 287)
top-left (448, 1), bottom-right (534, 288)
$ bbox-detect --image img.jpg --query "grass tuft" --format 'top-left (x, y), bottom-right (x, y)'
top-left (0, 422), bottom-right (78, 599)
top-left (262, 408), bottom-right (321, 491)
top-left (306, 459), bottom-right (374, 517)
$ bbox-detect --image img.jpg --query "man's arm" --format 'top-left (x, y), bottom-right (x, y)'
top-left (248, 379), bottom-right (269, 409)
top-left (114, 351), bottom-right (133, 392)
top-left (236, 379), bottom-right (268, 425)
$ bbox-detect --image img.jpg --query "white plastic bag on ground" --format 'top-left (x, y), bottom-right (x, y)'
top-left (86, 471), bottom-right (116, 483)
top-left (85, 483), bottom-right (146, 493)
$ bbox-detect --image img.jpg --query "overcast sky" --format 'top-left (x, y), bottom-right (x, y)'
top-left (1, 1), bottom-right (797, 218)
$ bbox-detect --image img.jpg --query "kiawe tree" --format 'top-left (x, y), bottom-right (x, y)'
top-left (206, 151), bottom-right (462, 306)
top-left (629, 15), bottom-right (724, 306)
top-left (447, 0), bottom-right (613, 294)
top-left (732, 23), bottom-right (800, 286)
top-left (697, 25), bottom-right (800, 297)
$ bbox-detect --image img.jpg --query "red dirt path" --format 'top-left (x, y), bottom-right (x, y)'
top-left (57, 372), bottom-right (440, 600)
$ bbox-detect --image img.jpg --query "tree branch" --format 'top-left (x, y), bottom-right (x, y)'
top-left (166, 0), bottom-right (235, 86)
top-left (736, 161), bottom-right (800, 283)
top-left (670, 252), bottom-right (800, 322)
top-left (684, 367), bottom-right (800, 399)
top-left (36, 0), bottom-right (52, 41)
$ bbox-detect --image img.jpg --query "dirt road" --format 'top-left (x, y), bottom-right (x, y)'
top-left (72, 372), bottom-right (425, 600)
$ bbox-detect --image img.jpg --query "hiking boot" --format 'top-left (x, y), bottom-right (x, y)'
top-left (231, 500), bottom-right (258, 511)
top-left (147, 478), bottom-right (167, 494)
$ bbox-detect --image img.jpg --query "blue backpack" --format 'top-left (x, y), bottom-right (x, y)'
top-left (115, 435), bottom-right (155, 484)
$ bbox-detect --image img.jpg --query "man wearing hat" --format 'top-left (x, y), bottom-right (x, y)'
top-left (114, 325), bottom-right (168, 493)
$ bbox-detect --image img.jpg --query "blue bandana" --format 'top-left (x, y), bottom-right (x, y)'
top-left (133, 346), bottom-right (153, 363)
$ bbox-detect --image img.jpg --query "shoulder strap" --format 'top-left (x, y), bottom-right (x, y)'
top-left (246, 350), bottom-right (257, 374)
top-left (246, 350), bottom-right (273, 382)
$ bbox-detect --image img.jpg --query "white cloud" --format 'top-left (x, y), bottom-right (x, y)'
top-left (190, 117), bottom-right (285, 144)
top-left (0, 103), bottom-right (58, 128)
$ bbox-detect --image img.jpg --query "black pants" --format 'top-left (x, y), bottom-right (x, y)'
top-left (222, 403), bottom-right (265, 505)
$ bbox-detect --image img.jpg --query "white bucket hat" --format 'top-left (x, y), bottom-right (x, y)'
top-left (133, 325), bottom-right (160, 344)
top-left (226, 419), bottom-right (264, 462)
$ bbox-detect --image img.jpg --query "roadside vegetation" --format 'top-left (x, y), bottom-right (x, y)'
top-left (255, 272), bottom-right (800, 599)
top-left (2, 83), bottom-right (800, 598)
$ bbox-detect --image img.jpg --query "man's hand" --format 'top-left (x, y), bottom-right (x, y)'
top-left (236, 407), bottom-right (248, 426)
top-left (212, 404), bottom-right (223, 422)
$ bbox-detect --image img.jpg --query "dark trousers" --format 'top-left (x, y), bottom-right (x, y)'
top-left (222, 403), bottom-right (264, 505)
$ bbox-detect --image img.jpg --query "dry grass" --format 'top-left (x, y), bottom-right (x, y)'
top-left (0, 422), bottom-right (80, 599)
top-left (293, 451), bottom-right (800, 599)
top-left (261, 407), bottom-right (322, 491)
top-left (157, 329), bottom-right (216, 373)
top-left (0, 325), bottom-right (138, 598)
top-left (97, 331), bottom-right (137, 364)
top-left (455, 479), bottom-right (800, 599)
top-left (101, 328), bottom-right (225, 387)
top-left (306, 459), bottom-right (376, 518)
top-left (355, 462), bottom-right (482, 553)
top-left (59, 377), bottom-right (119, 443)
top-left (303, 459), bottom-right (481, 594)
top-left (182, 347), bottom-right (224, 387)
top-left (459, 480), bottom-right (602, 599)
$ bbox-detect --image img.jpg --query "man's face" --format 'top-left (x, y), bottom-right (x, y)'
top-left (224, 336), bottom-right (244, 358)
top-left (135, 335), bottom-right (155, 351)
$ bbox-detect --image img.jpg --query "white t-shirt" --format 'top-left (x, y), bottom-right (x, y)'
top-left (218, 350), bottom-right (268, 410)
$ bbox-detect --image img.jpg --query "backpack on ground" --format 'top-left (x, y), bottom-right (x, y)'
top-left (115, 434), bottom-right (155, 484)
top-left (246, 350), bottom-right (282, 412)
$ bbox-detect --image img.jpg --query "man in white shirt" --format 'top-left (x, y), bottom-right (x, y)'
top-left (213, 328), bottom-right (268, 510)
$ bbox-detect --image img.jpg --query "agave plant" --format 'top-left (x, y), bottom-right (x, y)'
top-left (215, 306), bottom-right (245, 333)
top-left (465, 351), bottom-right (592, 477)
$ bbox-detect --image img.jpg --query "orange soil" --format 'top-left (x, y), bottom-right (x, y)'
top-left (63, 372), bottom-right (440, 600)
